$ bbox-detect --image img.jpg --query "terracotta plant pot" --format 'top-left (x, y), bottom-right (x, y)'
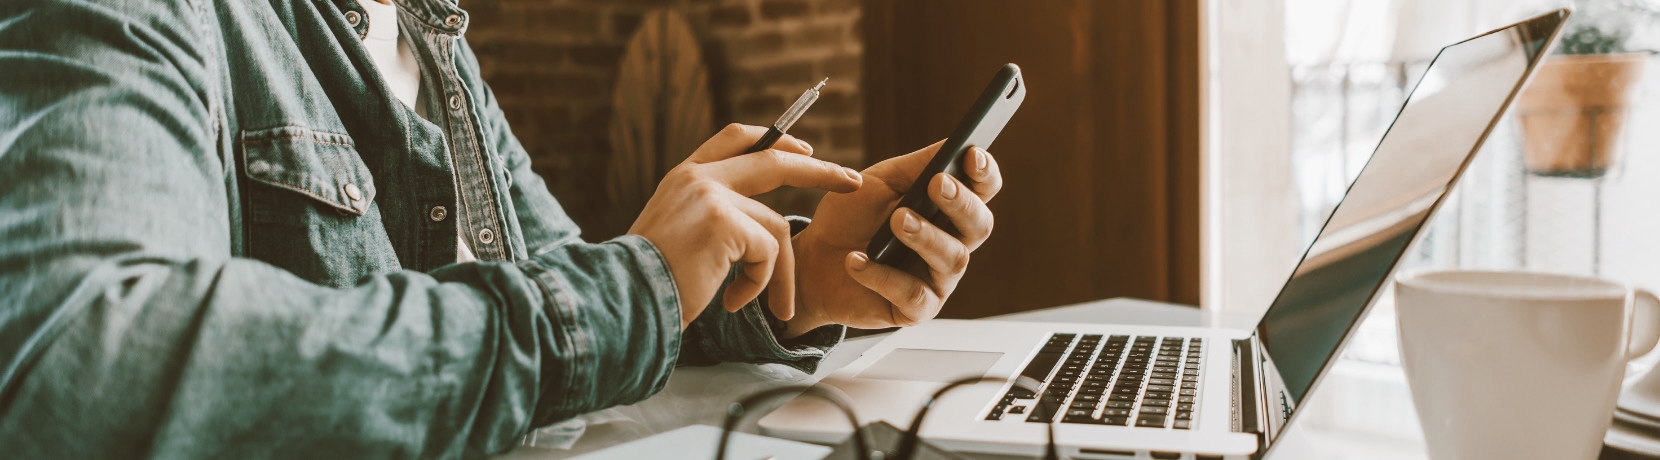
top-left (1515, 53), bottom-right (1648, 178)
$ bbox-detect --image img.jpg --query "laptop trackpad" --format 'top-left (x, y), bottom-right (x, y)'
top-left (855, 349), bottom-right (1003, 383)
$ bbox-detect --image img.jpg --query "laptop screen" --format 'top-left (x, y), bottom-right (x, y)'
top-left (1252, 10), bottom-right (1564, 413)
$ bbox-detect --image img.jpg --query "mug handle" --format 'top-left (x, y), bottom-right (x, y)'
top-left (1627, 288), bottom-right (1660, 360)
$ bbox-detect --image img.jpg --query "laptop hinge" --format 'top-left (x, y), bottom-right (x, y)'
top-left (1233, 336), bottom-right (1271, 458)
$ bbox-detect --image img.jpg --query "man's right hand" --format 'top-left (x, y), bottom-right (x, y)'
top-left (628, 124), bottom-right (862, 329)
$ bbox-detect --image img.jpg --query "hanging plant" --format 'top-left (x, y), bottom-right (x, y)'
top-left (1515, 0), bottom-right (1657, 177)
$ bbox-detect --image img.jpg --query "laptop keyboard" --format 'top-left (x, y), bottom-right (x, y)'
top-left (984, 334), bottom-right (1202, 429)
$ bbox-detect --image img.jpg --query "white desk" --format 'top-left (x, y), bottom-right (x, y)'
top-left (500, 297), bottom-right (1429, 459)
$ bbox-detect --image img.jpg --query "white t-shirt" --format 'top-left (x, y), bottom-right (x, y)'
top-left (356, 0), bottom-right (476, 263)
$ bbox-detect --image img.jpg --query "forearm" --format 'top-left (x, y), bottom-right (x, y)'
top-left (0, 236), bottom-right (682, 458)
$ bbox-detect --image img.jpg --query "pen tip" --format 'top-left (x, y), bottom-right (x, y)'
top-left (813, 78), bottom-right (828, 91)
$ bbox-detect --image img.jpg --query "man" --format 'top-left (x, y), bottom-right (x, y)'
top-left (0, 0), bottom-right (1003, 458)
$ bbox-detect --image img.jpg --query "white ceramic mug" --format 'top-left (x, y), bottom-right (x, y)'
top-left (1395, 270), bottom-right (1660, 460)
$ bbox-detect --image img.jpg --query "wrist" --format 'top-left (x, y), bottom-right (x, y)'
top-left (779, 304), bottom-right (830, 339)
top-left (780, 233), bottom-right (833, 339)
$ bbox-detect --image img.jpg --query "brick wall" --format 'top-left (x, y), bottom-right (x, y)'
top-left (465, 0), bottom-right (863, 240)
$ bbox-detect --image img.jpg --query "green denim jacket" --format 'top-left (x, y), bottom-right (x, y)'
top-left (0, 0), bottom-right (842, 457)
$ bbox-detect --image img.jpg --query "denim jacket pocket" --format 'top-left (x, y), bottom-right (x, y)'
top-left (239, 126), bottom-right (398, 287)
top-left (241, 126), bottom-right (376, 216)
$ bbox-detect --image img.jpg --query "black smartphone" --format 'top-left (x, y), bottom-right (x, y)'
top-left (865, 63), bottom-right (1026, 274)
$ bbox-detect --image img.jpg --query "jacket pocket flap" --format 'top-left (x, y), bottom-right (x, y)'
top-left (240, 126), bottom-right (376, 215)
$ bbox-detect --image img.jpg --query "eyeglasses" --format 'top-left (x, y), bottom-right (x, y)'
top-left (717, 376), bottom-right (1059, 460)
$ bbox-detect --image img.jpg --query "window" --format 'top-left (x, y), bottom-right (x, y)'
top-left (1208, 0), bottom-right (1660, 454)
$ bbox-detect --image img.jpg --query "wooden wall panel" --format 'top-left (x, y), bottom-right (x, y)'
top-left (863, 0), bottom-right (1202, 318)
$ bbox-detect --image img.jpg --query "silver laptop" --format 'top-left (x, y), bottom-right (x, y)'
top-left (760, 10), bottom-right (1569, 459)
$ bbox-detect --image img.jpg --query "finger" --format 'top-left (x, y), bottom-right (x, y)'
top-left (844, 252), bottom-right (941, 327)
top-left (721, 214), bottom-right (780, 313)
top-left (733, 198), bottom-right (795, 321)
top-left (929, 173), bottom-right (994, 250)
top-left (705, 150), bottom-right (861, 196)
top-left (963, 147), bottom-right (1003, 202)
top-left (772, 133), bottom-right (815, 157)
top-left (687, 123), bottom-right (770, 163)
top-left (862, 140), bottom-right (945, 195)
top-left (889, 208), bottom-right (971, 278)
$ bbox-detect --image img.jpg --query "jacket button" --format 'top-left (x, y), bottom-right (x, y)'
top-left (429, 206), bottom-right (447, 222)
top-left (445, 14), bottom-right (463, 28)
top-left (344, 11), bottom-right (362, 26)
top-left (343, 183), bottom-right (363, 201)
top-left (448, 94), bottom-right (463, 111)
top-left (478, 228), bottom-right (495, 245)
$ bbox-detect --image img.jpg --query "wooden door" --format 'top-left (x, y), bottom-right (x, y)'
top-left (863, 0), bottom-right (1202, 318)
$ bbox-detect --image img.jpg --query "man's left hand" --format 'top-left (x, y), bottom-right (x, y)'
top-left (781, 142), bottom-right (1002, 338)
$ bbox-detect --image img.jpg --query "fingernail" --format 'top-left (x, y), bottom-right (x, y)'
top-left (939, 175), bottom-right (958, 199)
top-left (849, 252), bottom-right (869, 271)
top-left (974, 148), bottom-right (989, 172)
top-left (843, 167), bottom-right (861, 182)
top-left (902, 211), bottom-right (921, 233)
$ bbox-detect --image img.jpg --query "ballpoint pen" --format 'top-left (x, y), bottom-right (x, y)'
top-left (745, 78), bottom-right (828, 153)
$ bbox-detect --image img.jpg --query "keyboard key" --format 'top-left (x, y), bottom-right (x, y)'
top-left (1151, 372), bottom-right (1176, 379)
top-left (1180, 389), bottom-right (1197, 396)
top-left (1104, 416), bottom-right (1130, 426)
top-left (1010, 406), bottom-right (1027, 414)
top-left (1140, 398), bottom-right (1170, 407)
top-left (1175, 411), bottom-right (1192, 420)
top-left (1105, 400), bottom-right (1134, 409)
top-left (1110, 394), bottom-right (1137, 402)
top-left (1144, 391), bottom-right (1172, 400)
top-left (1019, 352), bottom-right (1065, 381)
top-left (1139, 406), bottom-right (1169, 415)
top-left (1010, 389), bottom-right (1035, 399)
top-left (1075, 394), bottom-right (1101, 401)
top-left (1101, 408), bottom-right (1131, 417)
top-left (1071, 400), bottom-right (1098, 410)
top-left (1179, 396), bottom-right (1195, 403)
top-left (1177, 403), bottom-right (1193, 411)
top-left (1136, 416), bottom-right (1167, 427)
top-left (1068, 409), bottom-right (1094, 418)
top-left (1063, 415), bottom-right (1106, 424)
top-left (1146, 385), bottom-right (1174, 392)
top-left (1173, 420), bottom-right (1192, 429)
top-left (1149, 378), bottom-right (1175, 385)
top-left (1181, 382), bottom-right (1198, 389)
